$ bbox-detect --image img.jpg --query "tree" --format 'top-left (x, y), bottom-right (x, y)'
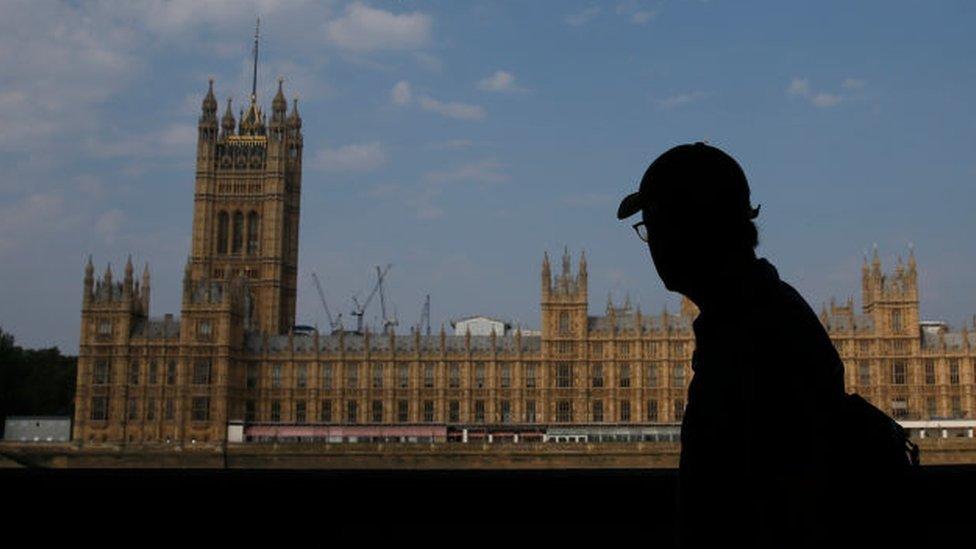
top-left (0, 326), bottom-right (77, 437)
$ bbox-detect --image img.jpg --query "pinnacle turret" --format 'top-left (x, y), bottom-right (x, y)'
top-left (272, 78), bottom-right (287, 116)
top-left (221, 97), bottom-right (236, 135)
top-left (201, 78), bottom-right (217, 118)
top-left (287, 97), bottom-right (302, 130)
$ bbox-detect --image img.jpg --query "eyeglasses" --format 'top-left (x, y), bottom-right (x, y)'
top-left (632, 221), bottom-right (649, 243)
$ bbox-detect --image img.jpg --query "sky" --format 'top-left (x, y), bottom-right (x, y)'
top-left (1, 0), bottom-right (974, 354)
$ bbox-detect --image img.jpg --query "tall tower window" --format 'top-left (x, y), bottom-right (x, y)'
top-left (891, 310), bottom-right (903, 333)
top-left (647, 399), bottom-right (658, 422)
top-left (592, 363), bottom-right (604, 388)
top-left (90, 397), bottom-right (108, 421)
top-left (556, 400), bottom-right (572, 422)
top-left (646, 363), bottom-right (659, 388)
top-left (556, 363), bottom-right (572, 388)
top-left (619, 399), bottom-right (631, 422)
top-left (859, 361), bottom-right (871, 386)
top-left (593, 400), bottom-right (604, 422)
top-left (672, 363), bottom-right (686, 388)
top-left (371, 400), bottom-right (383, 423)
top-left (558, 311), bottom-right (570, 334)
top-left (891, 361), bottom-right (907, 385)
top-left (619, 363), bottom-right (631, 388)
top-left (232, 211), bottom-right (244, 253)
top-left (247, 211), bottom-right (260, 254)
top-left (217, 211), bottom-right (229, 254)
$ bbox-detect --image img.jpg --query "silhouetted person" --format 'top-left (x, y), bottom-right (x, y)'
top-left (618, 143), bottom-right (863, 548)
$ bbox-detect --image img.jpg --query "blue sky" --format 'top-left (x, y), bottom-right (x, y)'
top-left (1, 1), bottom-right (974, 353)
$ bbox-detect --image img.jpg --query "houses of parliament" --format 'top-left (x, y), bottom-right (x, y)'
top-left (71, 62), bottom-right (976, 449)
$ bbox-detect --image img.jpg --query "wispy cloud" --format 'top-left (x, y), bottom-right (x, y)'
top-left (312, 142), bottom-right (388, 172)
top-left (477, 70), bottom-right (526, 93)
top-left (654, 91), bottom-right (707, 110)
top-left (425, 159), bottom-right (509, 185)
top-left (324, 2), bottom-right (432, 53)
top-left (391, 80), bottom-right (485, 121)
top-left (787, 77), bottom-right (866, 108)
top-left (391, 80), bottom-right (413, 105)
top-left (616, 2), bottom-right (657, 24)
top-left (387, 160), bottom-right (511, 220)
top-left (564, 6), bottom-right (601, 27)
top-left (418, 96), bottom-right (486, 121)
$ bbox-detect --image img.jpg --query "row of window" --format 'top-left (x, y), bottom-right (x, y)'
top-left (216, 210), bottom-right (260, 255)
top-left (857, 360), bottom-right (968, 386)
top-left (245, 362), bottom-right (689, 390)
top-left (92, 360), bottom-right (212, 386)
top-left (553, 338), bottom-right (693, 357)
top-left (89, 396), bottom-right (210, 422)
top-left (890, 396), bottom-right (967, 420)
top-left (244, 398), bottom-right (684, 424)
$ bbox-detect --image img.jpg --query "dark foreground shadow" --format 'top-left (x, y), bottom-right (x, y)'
top-left (3, 466), bottom-right (970, 547)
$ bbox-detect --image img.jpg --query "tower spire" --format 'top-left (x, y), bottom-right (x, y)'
top-left (251, 17), bottom-right (260, 105)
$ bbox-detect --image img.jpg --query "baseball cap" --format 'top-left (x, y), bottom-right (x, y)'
top-left (616, 142), bottom-right (760, 221)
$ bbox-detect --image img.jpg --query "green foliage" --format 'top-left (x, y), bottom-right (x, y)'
top-left (0, 326), bottom-right (76, 437)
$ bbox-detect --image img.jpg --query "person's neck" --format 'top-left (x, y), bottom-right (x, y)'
top-left (685, 252), bottom-right (758, 315)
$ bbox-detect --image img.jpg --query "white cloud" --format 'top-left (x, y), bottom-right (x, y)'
top-left (84, 124), bottom-right (197, 159)
top-left (391, 80), bottom-right (484, 120)
top-left (811, 93), bottom-right (842, 108)
top-left (325, 2), bottom-right (432, 52)
top-left (414, 52), bottom-right (443, 72)
top-left (616, 2), bottom-right (656, 24)
top-left (477, 70), bottom-right (524, 93)
top-left (787, 78), bottom-right (811, 96)
top-left (312, 142), bottom-right (388, 172)
top-left (425, 160), bottom-right (509, 185)
top-left (631, 11), bottom-right (656, 24)
top-left (655, 91), bottom-right (707, 110)
top-left (565, 7), bottom-right (601, 26)
top-left (787, 77), bottom-right (859, 109)
top-left (405, 188), bottom-right (445, 220)
top-left (391, 80), bottom-right (413, 105)
top-left (418, 96), bottom-right (486, 121)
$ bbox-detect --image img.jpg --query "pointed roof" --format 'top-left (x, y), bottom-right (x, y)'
top-left (221, 97), bottom-right (236, 133)
top-left (202, 78), bottom-right (217, 113)
top-left (287, 97), bottom-right (302, 129)
top-left (273, 77), bottom-right (286, 111)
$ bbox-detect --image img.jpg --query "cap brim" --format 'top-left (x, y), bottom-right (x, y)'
top-left (616, 192), bottom-right (643, 220)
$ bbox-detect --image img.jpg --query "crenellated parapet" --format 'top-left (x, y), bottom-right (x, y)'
top-left (82, 255), bottom-right (150, 317)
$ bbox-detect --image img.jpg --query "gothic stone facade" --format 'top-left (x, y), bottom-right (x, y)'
top-left (72, 81), bottom-right (976, 447)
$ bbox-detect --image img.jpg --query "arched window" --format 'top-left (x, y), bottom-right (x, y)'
top-left (247, 211), bottom-right (260, 254)
top-left (232, 211), bottom-right (244, 253)
top-left (216, 212), bottom-right (229, 254)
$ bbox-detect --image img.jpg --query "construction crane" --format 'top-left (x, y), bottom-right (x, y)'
top-left (416, 294), bottom-right (431, 336)
top-left (310, 272), bottom-right (342, 333)
top-left (377, 265), bottom-right (399, 335)
top-left (351, 264), bottom-right (391, 334)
